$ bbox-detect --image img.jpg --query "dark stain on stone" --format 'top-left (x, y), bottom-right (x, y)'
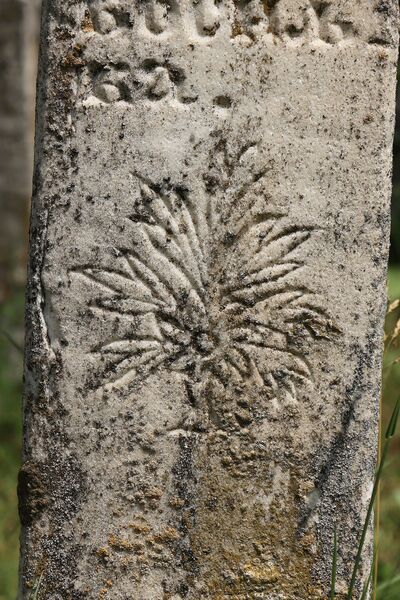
top-left (297, 336), bottom-right (376, 535)
top-left (172, 434), bottom-right (199, 591)
top-left (20, 444), bottom-right (87, 597)
top-left (376, 0), bottom-right (394, 15)
top-left (18, 461), bottom-right (49, 526)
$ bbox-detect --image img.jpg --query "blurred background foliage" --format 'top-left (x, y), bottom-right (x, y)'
top-left (379, 269), bottom-right (400, 599)
top-left (374, 67), bottom-right (400, 600)
top-left (0, 294), bottom-right (23, 599)
top-left (0, 5), bottom-right (400, 600)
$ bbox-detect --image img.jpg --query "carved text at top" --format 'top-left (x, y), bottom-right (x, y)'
top-left (85, 0), bottom-right (393, 46)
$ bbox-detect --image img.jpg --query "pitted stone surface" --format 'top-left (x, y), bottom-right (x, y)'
top-left (21, 1), bottom-right (398, 598)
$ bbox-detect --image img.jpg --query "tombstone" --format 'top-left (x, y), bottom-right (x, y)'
top-left (20, 1), bottom-right (398, 598)
top-left (0, 0), bottom-right (41, 300)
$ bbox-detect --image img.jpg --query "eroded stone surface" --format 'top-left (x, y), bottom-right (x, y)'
top-left (21, 1), bottom-right (398, 598)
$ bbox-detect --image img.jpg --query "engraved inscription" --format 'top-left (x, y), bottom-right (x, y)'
top-left (75, 168), bottom-right (334, 407)
top-left (90, 63), bottom-right (132, 103)
top-left (79, 1), bottom-right (393, 106)
top-left (141, 59), bottom-right (198, 103)
top-left (232, 0), bottom-right (391, 45)
top-left (267, 0), bottom-right (358, 44)
top-left (310, 0), bottom-right (357, 44)
top-left (143, 0), bottom-right (177, 35)
top-left (141, 0), bottom-right (222, 38)
top-left (88, 0), bottom-right (133, 33)
top-left (232, 0), bottom-right (268, 40)
top-left (81, 0), bottom-right (393, 45)
top-left (86, 59), bottom-right (197, 104)
top-left (194, 0), bottom-right (221, 37)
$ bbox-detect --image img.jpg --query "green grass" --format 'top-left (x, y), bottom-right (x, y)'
top-left (374, 267), bottom-right (400, 599)
top-left (348, 394), bottom-right (400, 599)
top-left (0, 291), bottom-right (24, 600)
top-left (388, 268), bottom-right (400, 300)
top-left (376, 269), bottom-right (400, 599)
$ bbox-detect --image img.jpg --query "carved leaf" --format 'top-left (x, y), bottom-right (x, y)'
top-left (76, 173), bottom-right (332, 401)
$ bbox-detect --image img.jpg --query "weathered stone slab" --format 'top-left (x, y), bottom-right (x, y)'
top-left (21, 1), bottom-right (398, 598)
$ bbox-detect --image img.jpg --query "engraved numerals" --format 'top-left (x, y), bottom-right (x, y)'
top-left (268, 0), bottom-right (316, 42)
top-left (80, 0), bottom-right (393, 106)
top-left (311, 1), bottom-right (356, 45)
top-left (82, 0), bottom-right (393, 46)
top-left (232, 0), bottom-right (269, 40)
top-left (140, 0), bottom-right (222, 38)
top-left (141, 60), bottom-right (197, 103)
top-left (144, 0), bottom-right (176, 35)
top-left (194, 0), bottom-right (221, 37)
top-left (90, 63), bottom-right (132, 103)
top-left (268, 0), bottom-right (357, 44)
top-left (87, 60), bottom-right (197, 105)
top-left (231, 0), bottom-right (392, 46)
top-left (88, 1), bottom-right (133, 34)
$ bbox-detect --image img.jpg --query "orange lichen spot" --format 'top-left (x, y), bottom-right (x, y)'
top-left (148, 542), bottom-right (165, 554)
top-left (98, 587), bottom-right (108, 600)
top-left (169, 497), bottom-right (185, 508)
top-left (153, 526), bottom-right (180, 544)
top-left (262, 0), bottom-right (272, 16)
top-left (242, 563), bottom-right (281, 584)
top-left (301, 530), bottom-right (318, 556)
top-left (108, 534), bottom-right (134, 551)
top-left (129, 521), bottom-right (151, 534)
top-left (145, 487), bottom-right (163, 500)
top-left (378, 49), bottom-right (389, 63)
top-left (82, 10), bottom-right (94, 32)
top-left (120, 555), bottom-right (137, 569)
top-left (96, 546), bottom-right (110, 558)
top-left (231, 21), bottom-right (243, 37)
top-left (63, 44), bottom-right (85, 68)
top-left (133, 541), bottom-right (146, 554)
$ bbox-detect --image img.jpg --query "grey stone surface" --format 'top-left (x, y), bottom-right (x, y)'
top-left (0, 0), bottom-right (41, 298)
top-left (20, 1), bottom-right (398, 598)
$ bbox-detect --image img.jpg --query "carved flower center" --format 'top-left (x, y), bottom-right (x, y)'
top-left (193, 331), bottom-right (215, 355)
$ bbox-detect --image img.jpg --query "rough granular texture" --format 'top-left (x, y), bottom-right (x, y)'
top-left (20, 1), bottom-right (399, 598)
